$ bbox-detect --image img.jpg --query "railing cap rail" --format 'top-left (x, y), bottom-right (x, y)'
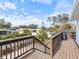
top-left (51, 32), bottom-right (62, 39)
top-left (0, 35), bottom-right (50, 50)
top-left (62, 30), bottom-right (76, 32)
top-left (0, 35), bottom-right (34, 44)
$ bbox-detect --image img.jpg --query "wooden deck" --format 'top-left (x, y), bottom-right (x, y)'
top-left (20, 50), bottom-right (50, 59)
top-left (20, 39), bottom-right (79, 59)
top-left (52, 39), bottom-right (79, 59)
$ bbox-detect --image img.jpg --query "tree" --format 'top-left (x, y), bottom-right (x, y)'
top-left (0, 19), bottom-right (11, 29)
top-left (48, 16), bottom-right (57, 25)
top-left (19, 25), bottom-right (29, 29)
top-left (48, 25), bottom-right (61, 32)
top-left (58, 14), bottom-right (69, 29)
top-left (28, 24), bottom-right (38, 29)
top-left (48, 14), bottom-right (69, 30)
top-left (57, 14), bottom-right (69, 23)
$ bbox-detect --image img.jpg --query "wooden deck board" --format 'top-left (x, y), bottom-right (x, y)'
top-left (52, 39), bottom-right (79, 59)
top-left (20, 50), bottom-right (50, 59)
top-left (19, 38), bottom-right (79, 59)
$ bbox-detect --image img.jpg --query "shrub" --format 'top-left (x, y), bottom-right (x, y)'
top-left (37, 30), bottom-right (48, 41)
top-left (23, 29), bottom-right (32, 36)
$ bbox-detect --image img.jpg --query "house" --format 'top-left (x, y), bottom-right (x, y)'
top-left (0, 29), bottom-right (14, 35)
top-left (29, 28), bottom-right (41, 35)
top-left (71, 0), bottom-right (79, 44)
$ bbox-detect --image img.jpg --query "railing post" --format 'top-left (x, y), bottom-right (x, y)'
top-left (61, 32), bottom-right (63, 40)
top-left (33, 38), bottom-right (35, 51)
top-left (50, 38), bottom-right (54, 59)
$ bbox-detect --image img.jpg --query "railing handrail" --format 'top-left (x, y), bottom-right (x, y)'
top-left (0, 35), bottom-right (34, 43)
top-left (0, 35), bottom-right (50, 59)
top-left (51, 32), bottom-right (63, 39)
top-left (0, 36), bottom-right (35, 46)
top-left (0, 36), bottom-right (50, 49)
top-left (33, 36), bottom-right (50, 49)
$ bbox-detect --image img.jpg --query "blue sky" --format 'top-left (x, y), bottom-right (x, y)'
top-left (0, 0), bottom-right (74, 27)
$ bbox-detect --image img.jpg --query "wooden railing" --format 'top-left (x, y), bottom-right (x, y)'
top-left (50, 31), bottom-right (76, 58)
top-left (0, 36), bottom-right (50, 59)
top-left (0, 31), bottom-right (76, 59)
top-left (66, 31), bottom-right (76, 40)
top-left (50, 32), bottom-right (63, 58)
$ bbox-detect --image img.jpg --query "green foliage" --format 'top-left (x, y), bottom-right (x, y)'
top-left (0, 19), bottom-right (11, 29)
top-left (0, 34), bottom-right (16, 40)
top-left (28, 24), bottom-right (38, 29)
top-left (63, 23), bottom-right (72, 29)
top-left (48, 13), bottom-right (70, 30)
top-left (48, 16), bottom-right (57, 25)
top-left (22, 29), bottom-right (32, 36)
top-left (48, 25), bottom-right (61, 32)
top-left (41, 26), bottom-right (47, 30)
top-left (62, 14), bottom-right (69, 23)
top-left (37, 30), bottom-right (48, 41)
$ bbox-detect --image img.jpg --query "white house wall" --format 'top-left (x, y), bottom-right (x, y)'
top-left (71, 0), bottom-right (79, 45)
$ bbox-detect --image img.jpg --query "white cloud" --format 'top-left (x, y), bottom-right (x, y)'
top-left (0, 1), bottom-right (16, 10)
top-left (31, 0), bottom-right (52, 5)
top-left (21, 0), bottom-right (24, 3)
top-left (54, 0), bottom-right (72, 14)
top-left (0, 14), bottom-right (42, 27)
top-left (0, 13), bottom-right (51, 27)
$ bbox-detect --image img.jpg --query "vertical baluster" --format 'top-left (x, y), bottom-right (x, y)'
top-left (22, 40), bottom-right (23, 54)
top-left (23, 40), bottom-right (24, 53)
top-left (19, 41), bottom-right (21, 56)
top-left (18, 41), bottom-right (20, 55)
top-left (17, 41), bottom-right (19, 57)
top-left (27, 39), bottom-right (28, 51)
top-left (24, 40), bottom-right (26, 52)
top-left (45, 46), bottom-right (46, 53)
top-left (10, 43), bottom-right (12, 59)
top-left (31, 38), bottom-right (32, 49)
top-left (33, 38), bottom-right (35, 51)
top-left (28, 39), bottom-right (30, 50)
top-left (29, 38), bottom-right (31, 49)
top-left (20, 41), bottom-right (22, 55)
top-left (25, 39), bottom-right (27, 51)
top-left (31, 38), bottom-right (33, 48)
top-left (31, 39), bottom-right (32, 49)
top-left (6, 42), bottom-right (7, 59)
top-left (14, 41), bottom-right (16, 58)
top-left (0, 44), bottom-right (2, 58)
